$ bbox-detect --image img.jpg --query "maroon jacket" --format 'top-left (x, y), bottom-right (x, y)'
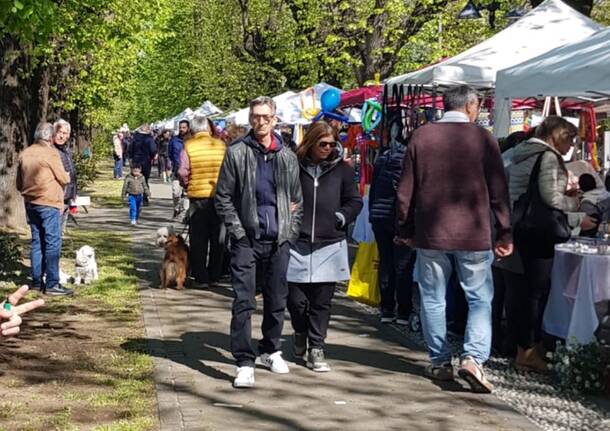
top-left (397, 122), bottom-right (512, 251)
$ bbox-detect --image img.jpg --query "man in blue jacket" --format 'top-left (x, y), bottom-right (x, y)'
top-left (169, 120), bottom-right (190, 217)
top-left (369, 137), bottom-right (416, 327)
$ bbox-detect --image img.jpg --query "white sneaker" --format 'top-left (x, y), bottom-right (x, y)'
top-left (259, 351), bottom-right (290, 374)
top-left (233, 366), bottom-right (255, 388)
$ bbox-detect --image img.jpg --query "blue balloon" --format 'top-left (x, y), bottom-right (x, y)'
top-left (320, 88), bottom-right (341, 113)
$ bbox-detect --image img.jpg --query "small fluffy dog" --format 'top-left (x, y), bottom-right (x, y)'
top-left (160, 234), bottom-right (189, 290)
top-left (156, 226), bottom-right (176, 248)
top-left (75, 245), bottom-right (99, 284)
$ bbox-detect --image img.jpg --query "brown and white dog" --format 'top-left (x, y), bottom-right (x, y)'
top-left (160, 234), bottom-right (189, 290)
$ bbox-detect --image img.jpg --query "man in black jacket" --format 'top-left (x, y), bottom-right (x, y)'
top-left (215, 96), bottom-right (303, 388)
top-left (53, 119), bottom-right (77, 234)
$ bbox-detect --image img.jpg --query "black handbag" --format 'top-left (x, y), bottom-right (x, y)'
top-left (513, 151), bottom-right (571, 254)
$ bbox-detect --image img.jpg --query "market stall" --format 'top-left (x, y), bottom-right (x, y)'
top-left (494, 26), bottom-right (610, 137)
top-left (385, 0), bottom-right (600, 90)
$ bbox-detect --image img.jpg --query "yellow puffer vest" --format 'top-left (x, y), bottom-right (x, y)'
top-left (184, 132), bottom-right (226, 198)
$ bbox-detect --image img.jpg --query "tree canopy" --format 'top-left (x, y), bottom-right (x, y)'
top-left (0, 0), bottom-right (608, 228)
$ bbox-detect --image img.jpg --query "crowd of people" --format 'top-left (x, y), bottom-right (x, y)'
top-left (8, 85), bottom-right (610, 397)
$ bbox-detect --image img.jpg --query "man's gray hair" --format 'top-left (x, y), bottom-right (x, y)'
top-left (443, 85), bottom-right (480, 112)
top-left (249, 96), bottom-right (276, 115)
top-left (190, 114), bottom-right (210, 133)
top-left (53, 118), bottom-right (71, 134)
top-left (34, 122), bottom-right (54, 142)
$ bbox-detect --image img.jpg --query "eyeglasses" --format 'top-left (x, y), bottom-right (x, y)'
top-left (251, 114), bottom-right (274, 123)
top-left (318, 141), bottom-right (338, 148)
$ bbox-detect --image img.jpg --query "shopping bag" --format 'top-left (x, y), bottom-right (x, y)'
top-left (347, 242), bottom-right (380, 306)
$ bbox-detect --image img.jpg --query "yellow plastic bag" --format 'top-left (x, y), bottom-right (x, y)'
top-left (347, 242), bottom-right (380, 306)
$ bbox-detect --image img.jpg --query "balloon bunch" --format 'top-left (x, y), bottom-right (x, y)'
top-left (361, 98), bottom-right (382, 133)
top-left (312, 88), bottom-right (349, 123)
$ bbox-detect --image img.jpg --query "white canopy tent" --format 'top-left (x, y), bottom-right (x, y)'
top-left (280, 83), bottom-right (339, 125)
top-left (171, 107), bottom-right (194, 128)
top-left (226, 91), bottom-right (297, 126)
top-left (494, 26), bottom-right (610, 137)
top-left (226, 83), bottom-right (341, 126)
top-left (385, 0), bottom-right (601, 89)
top-left (193, 100), bottom-right (223, 117)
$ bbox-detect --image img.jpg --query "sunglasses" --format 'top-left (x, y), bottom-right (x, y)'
top-left (251, 114), bottom-right (274, 123)
top-left (318, 140), bottom-right (338, 148)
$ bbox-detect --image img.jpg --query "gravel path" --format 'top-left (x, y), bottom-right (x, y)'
top-left (349, 296), bottom-right (610, 431)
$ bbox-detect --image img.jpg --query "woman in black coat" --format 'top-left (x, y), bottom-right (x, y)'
top-left (286, 121), bottom-right (363, 372)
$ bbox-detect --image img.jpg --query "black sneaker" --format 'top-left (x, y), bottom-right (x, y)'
top-left (380, 313), bottom-right (395, 324)
top-left (43, 285), bottom-right (74, 296)
top-left (294, 333), bottom-right (307, 358)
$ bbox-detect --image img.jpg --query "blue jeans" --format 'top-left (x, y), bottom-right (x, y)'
top-left (416, 248), bottom-right (494, 365)
top-left (25, 203), bottom-right (62, 290)
top-left (113, 157), bottom-right (123, 178)
top-left (128, 194), bottom-right (143, 221)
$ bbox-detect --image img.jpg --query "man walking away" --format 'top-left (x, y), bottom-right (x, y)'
top-left (177, 114), bottom-right (226, 288)
top-left (130, 124), bottom-right (156, 204)
top-left (396, 85), bottom-right (513, 394)
top-left (369, 136), bottom-right (416, 327)
top-left (169, 120), bottom-right (190, 218)
top-left (215, 96), bottom-right (303, 388)
top-left (17, 122), bottom-right (74, 296)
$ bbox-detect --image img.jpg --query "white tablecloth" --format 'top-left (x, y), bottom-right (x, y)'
top-left (543, 247), bottom-right (610, 344)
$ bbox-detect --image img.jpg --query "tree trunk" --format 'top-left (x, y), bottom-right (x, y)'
top-left (0, 35), bottom-right (30, 231)
top-left (28, 64), bottom-right (51, 137)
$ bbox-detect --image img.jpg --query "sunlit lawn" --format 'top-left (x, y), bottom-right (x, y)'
top-left (0, 169), bottom-right (158, 430)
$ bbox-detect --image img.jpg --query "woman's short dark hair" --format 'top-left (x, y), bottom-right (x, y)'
top-left (500, 131), bottom-right (527, 153)
top-left (579, 173), bottom-right (597, 192)
top-left (534, 116), bottom-right (578, 142)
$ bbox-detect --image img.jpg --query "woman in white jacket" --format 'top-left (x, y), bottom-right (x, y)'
top-left (509, 116), bottom-right (596, 371)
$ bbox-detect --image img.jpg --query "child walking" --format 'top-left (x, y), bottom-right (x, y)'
top-left (122, 165), bottom-right (150, 225)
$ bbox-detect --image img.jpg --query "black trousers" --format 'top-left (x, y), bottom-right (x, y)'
top-left (372, 224), bottom-right (415, 318)
top-left (230, 238), bottom-right (290, 367)
top-left (189, 198), bottom-right (223, 283)
top-left (492, 266), bottom-right (523, 355)
top-left (515, 241), bottom-right (554, 349)
top-left (141, 162), bottom-right (152, 184)
top-left (287, 282), bottom-right (335, 350)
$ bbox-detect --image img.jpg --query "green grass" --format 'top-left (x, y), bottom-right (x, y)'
top-left (60, 229), bottom-right (140, 314)
top-left (93, 417), bottom-right (156, 431)
top-left (85, 160), bottom-right (125, 208)
top-left (0, 226), bottom-right (157, 430)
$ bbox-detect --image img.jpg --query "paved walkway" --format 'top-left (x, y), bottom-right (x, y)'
top-left (80, 177), bottom-right (539, 431)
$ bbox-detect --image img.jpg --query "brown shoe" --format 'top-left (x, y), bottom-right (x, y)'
top-left (424, 362), bottom-right (454, 381)
top-left (458, 356), bottom-right (493, 394)
top-left (515, 346), bottom-right (547, 372)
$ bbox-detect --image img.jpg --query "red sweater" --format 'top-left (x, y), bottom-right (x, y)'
top-left (397, 122), bottom-right (512, 251)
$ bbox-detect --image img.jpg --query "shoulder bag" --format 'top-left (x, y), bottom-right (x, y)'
top-left (513, 151), bottom-right (571, 254)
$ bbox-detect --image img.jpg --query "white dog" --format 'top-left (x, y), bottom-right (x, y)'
top-left (74, 245), bottom-right (99, 284)
top-left (156, 226), bottom-right (176, 248)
